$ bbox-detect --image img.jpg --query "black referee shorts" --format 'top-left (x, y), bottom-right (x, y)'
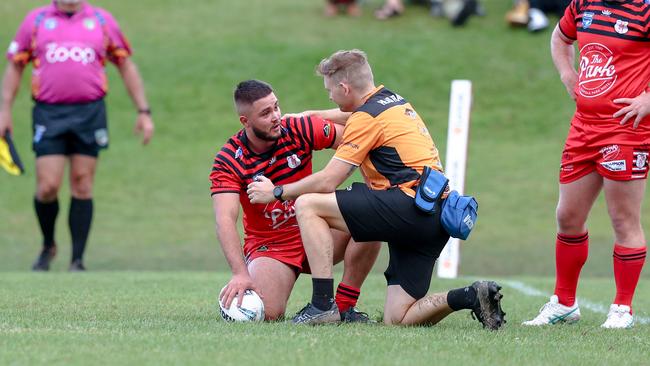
top-left (32, 99), bottom-right (108, 158)
top-left (336, 182), bottom-right (449, 300)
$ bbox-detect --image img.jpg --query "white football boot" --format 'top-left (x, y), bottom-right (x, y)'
top-left (522, 295), bottom-right (581, 326)
top-left (601, 304), bottom-right (634, 329)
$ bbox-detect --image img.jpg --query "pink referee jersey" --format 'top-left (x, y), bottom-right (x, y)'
top-left (5, 1), bottom-right (131, 104)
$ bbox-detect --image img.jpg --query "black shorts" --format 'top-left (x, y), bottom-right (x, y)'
top-left (336, 182), bottom-right (449, 299)
top-left (32, 99), bottom-right (108, 158)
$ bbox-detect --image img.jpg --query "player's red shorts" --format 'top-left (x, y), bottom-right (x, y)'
top-left (560, 121), bottom-right (650, 184)
top-left (244, 239), bottom-right (310, 275)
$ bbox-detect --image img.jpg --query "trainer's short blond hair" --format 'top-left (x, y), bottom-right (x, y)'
top-left (317, 49), bottom-right (374, 91)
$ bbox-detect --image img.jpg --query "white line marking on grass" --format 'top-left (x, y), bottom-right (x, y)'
top-left (502, 280), bottom-right (650, 325)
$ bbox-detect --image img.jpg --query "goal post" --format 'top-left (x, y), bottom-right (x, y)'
top-left (436, 79), bottom-right (473, 279)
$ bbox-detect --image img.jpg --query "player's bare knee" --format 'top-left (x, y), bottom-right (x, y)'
top-left (36, 182), bottom-right (60, 201)
top-left (556, 208), bottom-right (586, 233)
top-left (70, 175), bottom-right (93, 198)
top-left (294, 194), bottom-right (317, 220)
top-left (264, 308), bottom-right (286, 321)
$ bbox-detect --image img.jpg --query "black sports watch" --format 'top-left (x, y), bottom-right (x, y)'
top-left (273, 185), bottom-right (284, 201)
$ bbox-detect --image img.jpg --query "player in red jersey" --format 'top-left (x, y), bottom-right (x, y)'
top-left (523, 0), bottom-right (648, 328)
top-left (211, 80), bottom-right (380, 321)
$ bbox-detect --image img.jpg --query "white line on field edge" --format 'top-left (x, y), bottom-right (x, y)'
top-left (501, 280), bottom-right (650, 325)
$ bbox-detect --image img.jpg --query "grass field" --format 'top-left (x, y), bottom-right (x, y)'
top-left (1, 1), bottom-right (650, 364)
top-left (1, 272), bottom-right (649, 366)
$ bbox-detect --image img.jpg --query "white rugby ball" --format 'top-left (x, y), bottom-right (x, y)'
top-left (218, 286), bottom-right (265, 322)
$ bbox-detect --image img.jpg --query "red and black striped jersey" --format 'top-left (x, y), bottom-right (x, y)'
top-left (210, 115), bottom-right (337, 248)
top-left (559, 0), bottom-right (650, 137)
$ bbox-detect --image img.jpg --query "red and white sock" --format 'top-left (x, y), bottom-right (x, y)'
top-left (335, 283), bottom-right (360, 313)
top-left (613, 244), bottom-right (647, 311)
top-left (554, 232), bottom-right (589, 307)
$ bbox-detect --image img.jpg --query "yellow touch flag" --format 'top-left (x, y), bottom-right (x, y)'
top-left (0, 133), bottom-right (25, 176)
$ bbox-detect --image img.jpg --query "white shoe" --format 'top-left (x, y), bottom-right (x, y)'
top-left (522, 295), bottom-right (581, 326)
top-left (527, 8), bottom-right (549, 32)
top-left (601, 304), bottom-right (634, 329)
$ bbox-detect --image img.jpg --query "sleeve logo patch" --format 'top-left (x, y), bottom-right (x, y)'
top-left (7, 41), bottom-right (18, 55)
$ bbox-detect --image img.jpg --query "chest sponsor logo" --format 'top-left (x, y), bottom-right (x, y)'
top-left (7, 41), bottom-right (19, 55)
top-left (599, 144), bottom-right (620, 161)
top-left (264, 200), bottom-right (296, 229)
top-left (287, 154), bottom-right (301, 169)
top-left (582, 12), bottom-right (594, 29)
top-left (614, 20), bottom-right (629, 34)
top-left (44, 18), bottom-right (57, 30)
top-left (45, 43), bottom-right (96, 65)
top-left (633, 151), bottom-right (649, 171)
top-left (83, 18), bottom-right (96, 30)
top-left (601, 160), bottom-right (626, 172)
top-left (578, 43), bottom-right (617, 98)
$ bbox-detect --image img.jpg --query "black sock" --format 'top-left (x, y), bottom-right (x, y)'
top-left (34, 198), bottom-right (59, 248)
top-left (447, 285), bottom-right (478, 311)
top-left (69, 198), bottom-right (93, 262)
top-left (311, 278), bottom-right (334, 311)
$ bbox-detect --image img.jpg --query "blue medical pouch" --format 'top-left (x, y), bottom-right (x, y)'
top-left (441, 190), bottom-right (478, 240)
top-left (414, 166), bottom-right (448, 214)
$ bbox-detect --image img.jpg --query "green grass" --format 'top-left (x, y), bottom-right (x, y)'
top-left (1, 272), bottom-right (649, 366)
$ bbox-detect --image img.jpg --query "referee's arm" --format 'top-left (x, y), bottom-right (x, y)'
top-left (0, 62), bottom-right (26, 135)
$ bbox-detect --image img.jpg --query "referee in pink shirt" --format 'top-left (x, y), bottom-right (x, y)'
top-left (0, 0), bottom-right (154, 271)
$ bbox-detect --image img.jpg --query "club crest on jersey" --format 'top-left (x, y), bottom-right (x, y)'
top-left (582, 12), bottom-right (594, 29)
top-left (44, 18), bottom-right (57, 30)
top-left (633, 151), bottom-right (649, 171)
top-left (287, 154), bottom-right (301, 169)
top-left (83, 18), bottom-right (96, 30)
top-left (614, 20), bottom-right (628, 34)
top-left (235, 147), bottom-right (243, 159)
top-left (405, 108), bottom-right (417, 119)
top-left (578, 43), bottom-right (617, 98)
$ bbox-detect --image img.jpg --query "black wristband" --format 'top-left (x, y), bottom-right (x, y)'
top-left (138, 108), bottom-right (152, 115)
top-left (273, 185), bottom-right (284, 201)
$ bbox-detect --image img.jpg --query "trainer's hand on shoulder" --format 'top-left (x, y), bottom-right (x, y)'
top-left (613, 91), bottom-right (650, 129)
top-left (246, 175), bottom-right (276, 204)
top-left (134, 113), bottom-right (154, 145)
top-left (220, 273), bottom-right (261, 308)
